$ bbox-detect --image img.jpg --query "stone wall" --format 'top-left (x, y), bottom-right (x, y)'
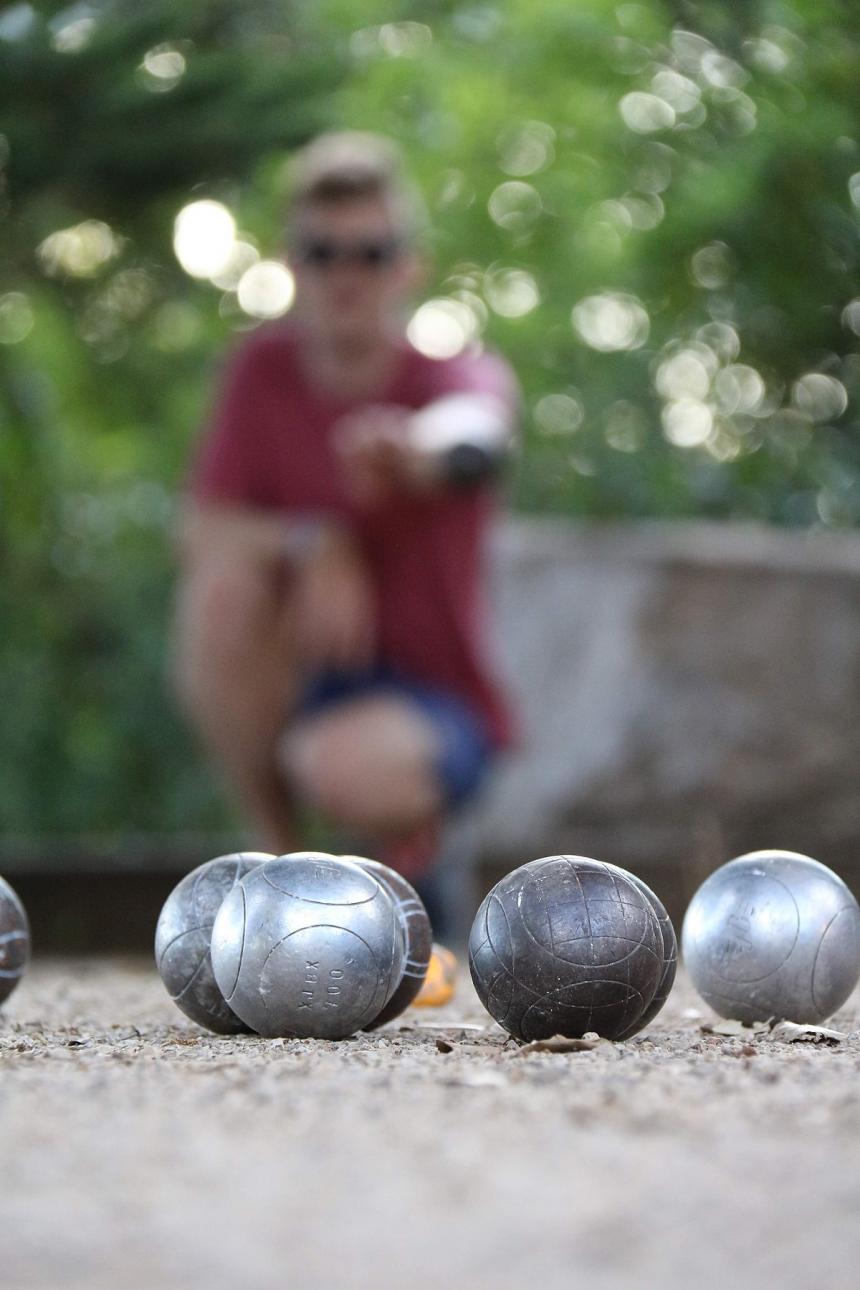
top-left (456, 519), bottom-right (860, 904)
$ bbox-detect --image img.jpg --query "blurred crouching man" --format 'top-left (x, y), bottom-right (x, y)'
top-left (173, 132), bottom-right (520, 931)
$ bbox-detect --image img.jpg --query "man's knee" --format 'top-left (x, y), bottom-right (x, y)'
top-left (281, 720), bottom-right (357, 818)
top-left (281, 707), bottom-right (441, 828)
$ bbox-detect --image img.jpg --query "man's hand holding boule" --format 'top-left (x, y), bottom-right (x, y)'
top-left (334, 392), bottom-right (514, 505)
top-left (334, 404), bottom-right (430, 505)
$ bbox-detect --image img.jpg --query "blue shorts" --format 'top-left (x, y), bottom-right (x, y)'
top-left (296, 666), bottom-right (495, 809)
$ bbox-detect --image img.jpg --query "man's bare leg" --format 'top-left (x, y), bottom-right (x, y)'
top-left (172, 562), bottom-right (302, 854)
top-left (281, 693), bottom-right (444, 848)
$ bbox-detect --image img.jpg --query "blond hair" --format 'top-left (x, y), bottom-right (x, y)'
top-left (286, 131), bottom-right (427, 241)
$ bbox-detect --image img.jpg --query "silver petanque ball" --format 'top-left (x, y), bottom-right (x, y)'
top-left (0, 874), bottom-right (30, 1006)
top-left (155, 852), bottom-right (272, 1034)
top-left (210, 852), bottom-right (405, 1039)
top-left (344, 856), bottom-right (433, 1029)
top-left (682, 849), bottom-right (860, 1024)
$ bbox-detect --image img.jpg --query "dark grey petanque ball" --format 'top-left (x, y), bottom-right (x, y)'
top-left (682, 849), bottom-right (860, 1025)
top-left (210, 853), bottom-right (406, 1039)
top-left (345, 856), bottom-right (433, 1029)
top-left (155, 852), bottom-right (273, 1034)
top-left (0, 874), bottom-right (30, 1006)
top-left (609, 865), bottom-right (678, 1040)
top-left (468, 855), bottom-right (671, 1042)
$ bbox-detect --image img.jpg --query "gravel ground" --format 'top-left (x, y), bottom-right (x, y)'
top-left (2, 960), bottom-right (860, 1290)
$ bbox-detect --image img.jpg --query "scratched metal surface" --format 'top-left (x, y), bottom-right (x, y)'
top-left (1, 961), bottom-right (860, 1290)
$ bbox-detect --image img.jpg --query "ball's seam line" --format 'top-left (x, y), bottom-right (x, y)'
top-left (258, 867), bottom-right (377, 906)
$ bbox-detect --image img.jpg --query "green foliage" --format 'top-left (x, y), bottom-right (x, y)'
top-left (1, 0), bottom-right (859, 836)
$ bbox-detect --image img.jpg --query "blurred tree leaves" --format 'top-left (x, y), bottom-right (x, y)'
top-left (1, 0), bottom-right (859, 836)
top-left (1, 0), bottom-right (346, 834)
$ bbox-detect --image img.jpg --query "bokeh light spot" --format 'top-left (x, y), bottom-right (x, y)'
top-left (619, 92), bottom-right (676, 134)
top-left (0, 291), bottom-right (34, 344)
top-left (690, 240), bottom-right (733, 289)
top-left (670, 28), bottom-right (714, 74)
top-left (236, 261), bottom-right (295, 319)
top-left (655, 349), bottom-right (714, 400)
top-left (449, 287), bottom-right (488, 330)
top-left (842, 299), bottom-right (860, 337)
top-left (51, 5), bottom-right (95, 54)
top-left (661, 399), bottom-right (713, 447)
top-left (791, 373), bottom-right (848, 422)
top-left (173, 200), bottom-right (236, 279)
top-left (591, 199), bottom-right (633, 232)
top-left (38, 220), bottom-right (120, 277)
top-left (484, 267), bottom-right (540, 318)
top-left (621, 192), bottom-right (664, 230)
top-left (743, 36), bottom-right (790, 74)
top-left (350, 21), bottom-right (431, 59)
top-left (571, 292), bottom-right (650, 351)
top-left (701, 51), bottom-right (749, 89)
top-left (651, 69), bottom-right (701, 114)
top-left (534, 392), bottom-right (584, 436)
top-left (714, 364), bottom-right (766, 415)
top-left (705, 423), bottom-right (745, 461)
top-left (0, 5), bottom-right (36, 43)
top-left (407, 298), bottom-right (480, 358)
top-left (211, 241), bottom-right (260, 291)
top-left (695, 321), bottom-right (740, 361)
top-left (487, 181), bottom-right (542, 231)
top-left (496, 121), bottom-right (556, 177)
top-left (379, 21), bottom-right (432, 57)
top-left (712, 87), bottom-right (757, 135)
top-left (139, 44), bottom-right (187, 91)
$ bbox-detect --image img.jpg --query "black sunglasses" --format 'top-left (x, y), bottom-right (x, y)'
top-left (293, 235), bottom-right (404, 270)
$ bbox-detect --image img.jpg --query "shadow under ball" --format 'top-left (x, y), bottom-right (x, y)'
top-left (211, 853), bottom-right (405, 1039)
top-left (0, 874), bottom-right (30, 1006)
top-left (469, 855), bottom-right (667, 1043)
top-left (345, 856), bottom-right (433, 1029)
top-left (682, 849), bottom-right (860, 1025)
top-left (155, 852), bottom-right (272, 1034)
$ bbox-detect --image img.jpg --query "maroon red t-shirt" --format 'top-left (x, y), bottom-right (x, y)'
top-left (189, 322), bottom-right (520, 748)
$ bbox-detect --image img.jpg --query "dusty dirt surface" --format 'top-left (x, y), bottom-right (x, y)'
top-left (2, 961), bottom-right (860, 1290)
